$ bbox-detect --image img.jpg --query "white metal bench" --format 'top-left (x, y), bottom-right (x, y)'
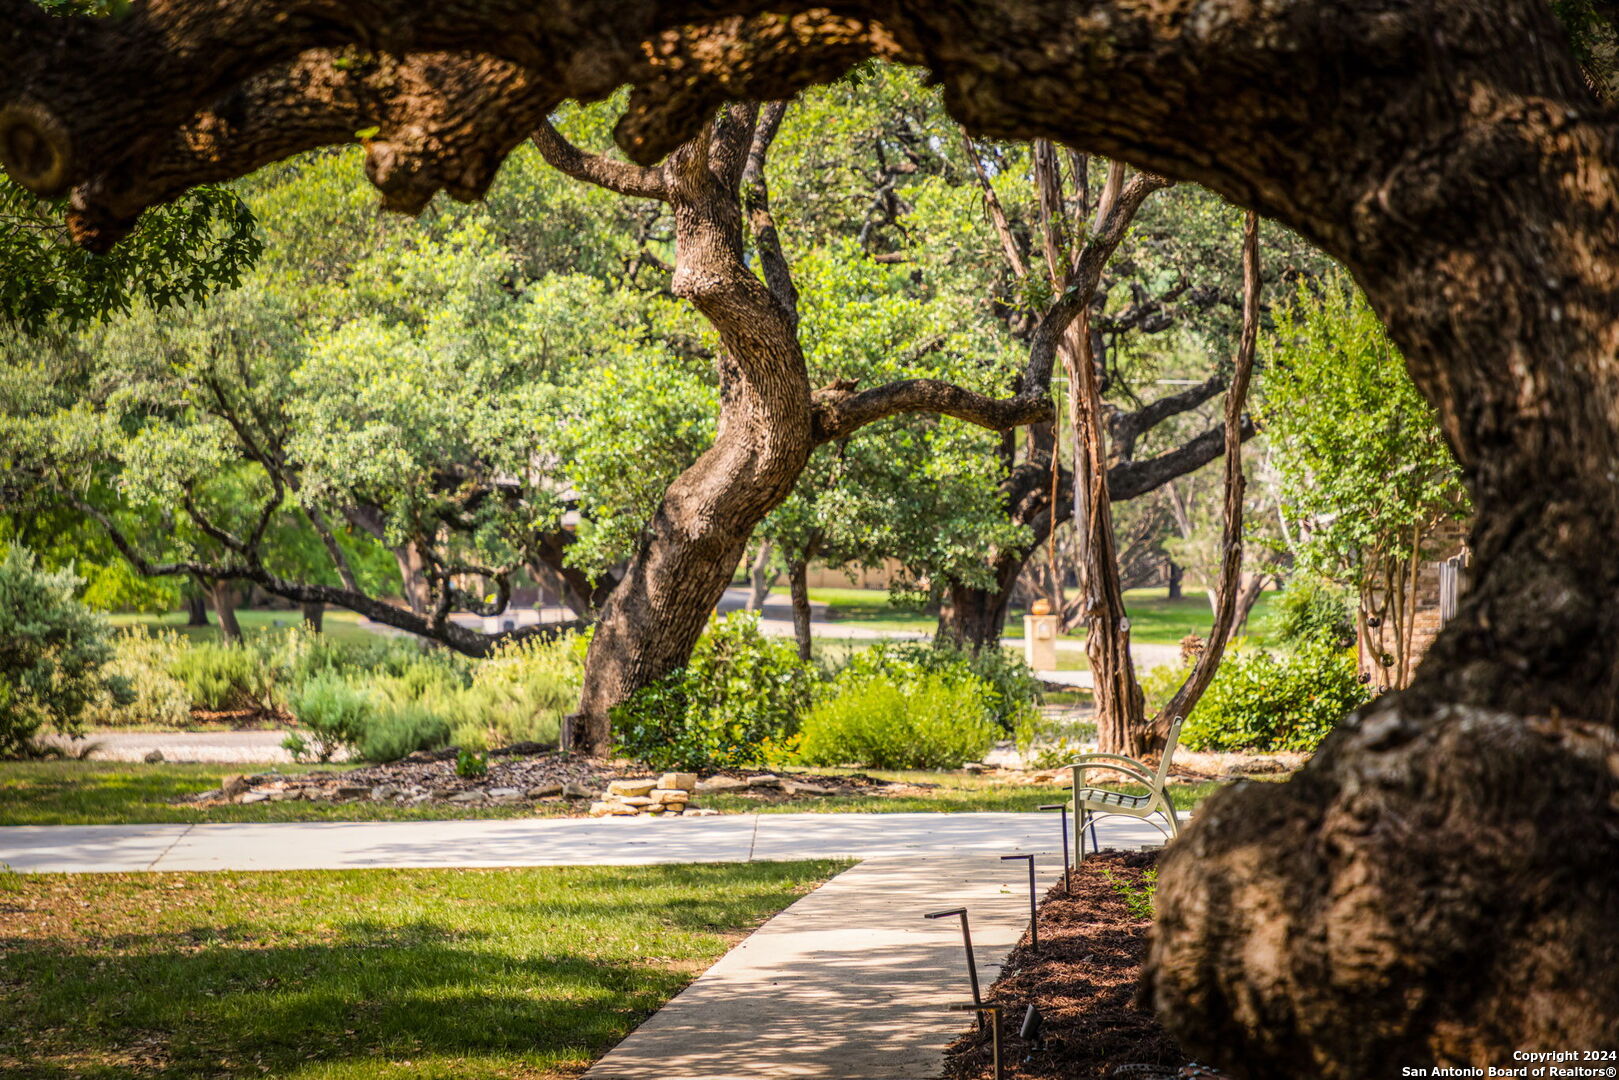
top-left (1066, 714), bottom-right (1184, 854)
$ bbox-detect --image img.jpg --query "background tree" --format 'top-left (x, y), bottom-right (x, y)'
top-left (1259, 273), bottom-right (1470, 690)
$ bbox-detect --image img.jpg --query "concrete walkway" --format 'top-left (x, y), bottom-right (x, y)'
top-left (585, 855), bottom-right (1067, 1080)
top-left (0, 811), bottom-right (1171, 874)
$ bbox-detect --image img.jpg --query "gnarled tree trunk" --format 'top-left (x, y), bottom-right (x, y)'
top-left (9, 0), bottom-right (1619, 1066)
top-left (207, 578), bottom-right (241, 644)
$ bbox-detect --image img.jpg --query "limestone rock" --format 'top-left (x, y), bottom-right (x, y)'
top-left (618, 795), bottom-right (656, 808)
top-left (562, 781), bottom-right (594, 799)
top-left (607, 778), bottom-right (657, 798)
top-left (649, 788), bottom-right (690, 804)
top-left (588, 801), bottom-right (612, 818)
top-left (606, 800), bottom-right (641, 816)
top-left (370, 784), bottom-right (399, 801)
top-left (486, 787), bottom-right (521, 798)
top-left (660, 772), bottom-right (699, 791)
top-left (239, 791), bottom-right (270, 804)
top-left (686, 807), bottom-right (720, 817)
top-left (526, 782), bottom-right (564, 798)
top-left (221, 774), bottom-right (249, 798)
top-left (781, 780), bottom-right (834, 796)
top-left (335, 785), bottom-right (370, 799)
top-left (696, 776), bottom-right (748, 793)
top-left (144, 749), bottom-right (164, 763)
top-left (448, 791), bottom-right (482, 803)
top-left (745, 774), bottom-right (782, 789)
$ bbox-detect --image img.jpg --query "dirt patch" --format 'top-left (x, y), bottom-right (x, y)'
top-left (944, 849), bottom-right (1227, 1080)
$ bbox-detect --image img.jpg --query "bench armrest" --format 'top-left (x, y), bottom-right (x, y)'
top-left (1065, 754), bottom-right (1158, 788)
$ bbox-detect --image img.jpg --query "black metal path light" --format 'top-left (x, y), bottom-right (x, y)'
top-left (924, 907), bottom-right (982, 1027)
top-left (1000, 853), bottom-right (1039, 951)
top-left (1038, 802), bottom-right (1071, 894)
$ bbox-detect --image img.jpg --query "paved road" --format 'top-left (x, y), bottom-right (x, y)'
top-left (41, 729), bottom-right (325, 764)
top-left (0, 811), bottom-right (1171, 874)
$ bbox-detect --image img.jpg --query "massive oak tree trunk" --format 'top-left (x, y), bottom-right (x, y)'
top-left (559, 109), bottom-right (814, 755)
top-left (10, 0), bottom-right (1619, 1068)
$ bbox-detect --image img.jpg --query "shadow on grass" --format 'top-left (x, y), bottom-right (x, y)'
top-left (1, 862), bottom-right (841, 1079)
top-left (4, 928), bottom-right (689, 1078)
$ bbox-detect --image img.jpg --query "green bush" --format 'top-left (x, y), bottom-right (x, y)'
top-left (82, 629), bottom-right (192, 728)
top-left (0, 547), bottom-right (131, 757)
top-left (284, 672), bottom-right (372, 762)
top-left (796, 671), bottom-right (1000, 769)
top-left (613, 612), bottom-right (813, 771)
top-left (358, 702), bottom-right (451, 763)
top-left (838, 641), bottom-right (1040, 732)
top-left (1181, 642), bottom-right (1369, 753)
top-left (170, 641), bottom-right (277, 713)
top-left (1263, 577), bottom-right (1356, 650)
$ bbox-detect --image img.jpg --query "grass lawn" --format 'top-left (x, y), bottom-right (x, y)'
top-left (0, 762), bottom-right (555, 827)
top-left (0, 761), bottom-right (1227, 826)
top-left (0, 860), bottom-right (845, 1079)
top-left (808, 585), bottom-right (1277, 647)
top-left (108, 608), bottom-right (390, 647)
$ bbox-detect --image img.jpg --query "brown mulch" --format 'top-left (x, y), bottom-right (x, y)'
top-left (182, 749), bottom-right (920, 808)
top-left (944, 849), bottom-right (1222, 1080)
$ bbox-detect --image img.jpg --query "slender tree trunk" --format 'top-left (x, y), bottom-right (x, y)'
top-left (184, 578), bottom-right (209, 626)
top-left (1166, 560), bottom-right (1183, 600)
top-left (786, 556), bottom-right (812, 661)
top-left (208, 579), bottom-right (241, 644)
top-left (300, 601), bottom-right (324, 633)
top-left (745, 538), bottom-right (777, 611)
top-left (392, 543), bottom-right (430, 617)
top-left (1151, 212), bottom-right (1260, 737)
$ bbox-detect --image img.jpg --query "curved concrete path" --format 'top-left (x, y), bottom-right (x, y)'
top-left (0, 810), bottom-right (1172, 874)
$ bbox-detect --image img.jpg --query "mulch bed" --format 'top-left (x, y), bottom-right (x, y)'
top-left (944, 849), bottom-right (1223, 1080)
top-left (181, 748), bottom-right (924, 808)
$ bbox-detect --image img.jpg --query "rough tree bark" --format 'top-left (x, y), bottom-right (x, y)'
top-left (536, 104), bottom-right (1053, 753)
top-left (6, 0), bottom-right (1619, 1071)
top-left (300, 600), bottom-right (324, 633)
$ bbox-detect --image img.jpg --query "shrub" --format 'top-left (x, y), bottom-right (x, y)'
top-left (456, 747), bottom-right (488, 778)
top-left (170, 641), bottom-right (277, 713)
top-left (613, 613), bottom-right (813, 771)
top-left (1181, 642), bottom-right (1369, 753)
top-left (358, 702), bottom-right (451, 763)
top-left (457, 634), bottom-right (584, 749)
top-left (82, 629), bottom-right (192, 728)
top-left (0, 548), bottom-right (131, 757)
top-left (1263, 577), bottom-right (1356, 650)
top-left (836, 641), bottom-right (1040, 732)
top-left (284, 672), bottom-right (373, 762)
top-left (796, 671), bottom-right (1000, 769)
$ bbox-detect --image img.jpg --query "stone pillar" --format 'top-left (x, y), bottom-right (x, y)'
top-left (1024, 598), bottom-right (1059, 671)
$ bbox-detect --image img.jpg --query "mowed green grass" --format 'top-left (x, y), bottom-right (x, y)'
top-left (107, 608), bottom-right (390, 647)
top-left (0, 762), bottom-right (561, 826)
top-left (0, 761), bottom-right (1226, 826)
top-left (807, 585), bottom-right (1277, 647)
top-left (0, 860), bottom-right (846, 1080)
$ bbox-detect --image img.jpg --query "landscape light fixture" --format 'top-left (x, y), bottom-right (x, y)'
top-left (924, 907), bottom-right (983, 1028)
top-left (1019, 1003), bottom-right (1046, 1053)
top-left (1000, 853), bottom-right (1039, 951)
top-left (950, 1002), bottom-right (1004, 1080)
top-left (1038, 802), bottom-right (1071, 894)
